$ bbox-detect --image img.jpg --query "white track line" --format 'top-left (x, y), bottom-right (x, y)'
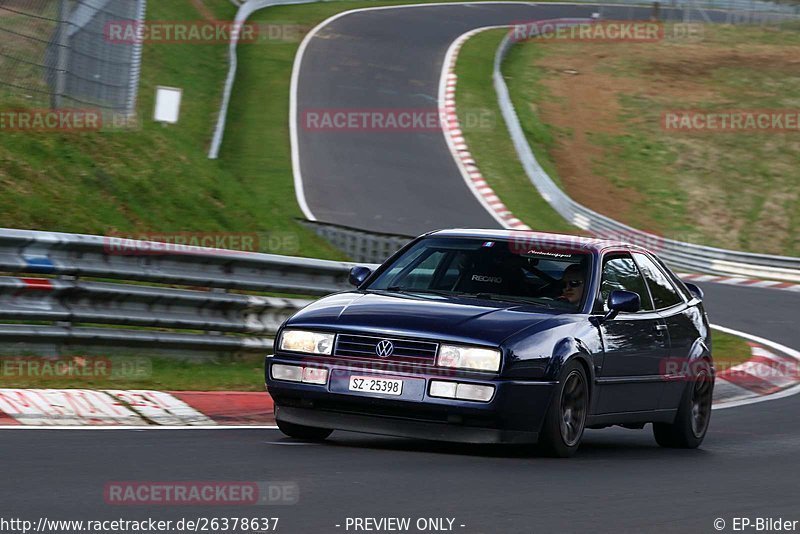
top-left (7, 3), bottom-right (799, 427)
top-left (2, 326), bottom-right (798, 429)
top-left (2, 325), bottom-right (798, 428)
top-left (714, 382), bottom-right (800, 410)
top-left (288, 1), bottom-right (620, 224)
top-left (711, 324), bottom-right (800, 362)
top-left (711, 323), bottom-right (800, 410)
top-left (0, 425), bottom-right (278, 431)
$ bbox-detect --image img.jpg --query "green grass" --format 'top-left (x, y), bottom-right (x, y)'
top-left (712, 329), bottom-right (752, 369)
top-left (223, 0), bottom-right (567, 238)
top-left (0, 3), bottom-right (764, 390)
top-left (0, 331), bottom-right (753, 391)
top-left (496, 23), bottom-right (800, 255)
top-left (454, 29), bottom-right (575, 233)
top-left (0, 354), bottom-right (266, 391)
top-left (0, 330), bottom-right (753, 392)
top-left (3, 4), bottom-right (797, 257)
top-left (0, 0), bottom-right (344, 260)
top-left (0, 0), bottom-right (539, 260)
top-left (0, 0), bottom-right (542, 260)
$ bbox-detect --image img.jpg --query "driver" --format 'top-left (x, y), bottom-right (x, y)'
top-left (559, 263), bottom-right (586, 305)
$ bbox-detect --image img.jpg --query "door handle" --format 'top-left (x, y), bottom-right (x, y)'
top-left (654, 324), bottom-right (668, 335)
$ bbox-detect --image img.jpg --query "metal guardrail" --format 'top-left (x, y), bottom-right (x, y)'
top-left (208, 0), bottom-right (338, 159)
top-left (206, 0), bottom-right (799, 278)
top-left (0, 221), bottom-right (796, 356)
top-left (0, 228), bottom-right (354, 294)
top-left (1, 0), bottom-right (146, 113)
top-left (0, 228), bottom-right (370, 355)
top-left (491, 26), bottom-right (800, 283)
top-left (0, 277), bottom-right (310, 334)
top-left (208, 0), bottom-right (799, 158)
top-left (301, 220), bottom-right (411, 264)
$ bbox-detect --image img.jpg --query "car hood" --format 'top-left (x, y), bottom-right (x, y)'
top-left (285, 291), bottom-right (559, 346)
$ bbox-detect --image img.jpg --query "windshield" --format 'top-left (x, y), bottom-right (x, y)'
top-left (367, 237), bottom-right (592, 310)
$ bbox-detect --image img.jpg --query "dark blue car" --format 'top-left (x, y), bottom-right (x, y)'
top-left (265, 229), bottom-right (714, 456)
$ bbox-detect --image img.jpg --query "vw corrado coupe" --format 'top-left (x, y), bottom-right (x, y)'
top-left (265, 229), bottom-right (714, 456)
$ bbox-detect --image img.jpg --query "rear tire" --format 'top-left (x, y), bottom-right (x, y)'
top-left (538, 360), bottom-right (588, 458)
top-left (277, 419), bottom-right (333, 441)
top-left (653, 359), bottom-right (713, 448)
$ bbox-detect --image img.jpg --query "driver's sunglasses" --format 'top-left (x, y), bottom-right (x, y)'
top-left (565, 280), bottom-right (584, 288)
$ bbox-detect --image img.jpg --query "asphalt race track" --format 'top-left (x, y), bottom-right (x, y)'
top-left (2, 4), bottom-right (798, 534)
top-left (293, 2), bottom-right (721, 235)
top-left (3, 285), bottom-right (798, 533)
top-left (294, 2), bottom-right (636, 234)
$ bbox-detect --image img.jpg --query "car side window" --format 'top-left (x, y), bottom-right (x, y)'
top-left (598, 254), bottom-right (654, 312)
top-left (654, 255), bottom-right (694, 301)
top-left (632, 253), bottom-right (684, 309)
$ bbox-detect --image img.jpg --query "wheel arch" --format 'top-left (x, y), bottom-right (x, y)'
top-left (547, 337), bottom-right (596, 407)
top-left (688, 337), bottom-right (715, 376)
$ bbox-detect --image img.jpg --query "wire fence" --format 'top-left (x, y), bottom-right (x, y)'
top-left (0, 0), bottom-right (146, 114)
top-left (581, 0), bottom-right (800, 18)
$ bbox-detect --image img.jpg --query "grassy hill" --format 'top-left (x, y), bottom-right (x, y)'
top-left (456, 24), bottom-right (800, 255)
top-left (0, 0), bottom-right (344, 259)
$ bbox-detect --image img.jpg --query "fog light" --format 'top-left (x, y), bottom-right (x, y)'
top-left (302, 367), bottom-right (328, 385)
top-left (456, 383), bottom-right (495, 402)
top-left (272, 364), bottom-right (303, 382)
top-left (429, 380), bottom-right (457, 399)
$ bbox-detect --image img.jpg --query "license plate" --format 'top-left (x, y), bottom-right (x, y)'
top-left (348, 376), bottom-right (403, 396)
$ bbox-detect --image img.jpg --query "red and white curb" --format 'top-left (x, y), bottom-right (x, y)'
top-left (0, 389), bottom-right (274, 427)
top-left (679, 273), bottom-right (800, 293)
top-left (0, 340), bottom-right (797, 425)
top-left (0, 328), bottom-right (796, 425)
top-left (712, 324), bottom-right (800, 410)
top-left (439, 27), bottom-right (531, 232)
top-left (714, 344), bottom-right (800, 408)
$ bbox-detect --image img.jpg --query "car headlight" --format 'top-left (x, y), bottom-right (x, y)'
top-left (437, 344), bottom-right (501, 372)
top-left (279, 330), bottom-right (334, 355)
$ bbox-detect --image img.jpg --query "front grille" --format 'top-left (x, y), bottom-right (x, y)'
top-left (334, 333), bottom-right (438, 363)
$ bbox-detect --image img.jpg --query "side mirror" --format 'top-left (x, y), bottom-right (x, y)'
top-left (348, 266), bottom-right (373, 287)
top-left (601, 290), bottom-right (641, 322)
top-left (684, 282), bottom-right (704, 301)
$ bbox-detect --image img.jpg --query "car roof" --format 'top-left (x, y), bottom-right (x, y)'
top-left (425, 228), bottom-right (649, 254)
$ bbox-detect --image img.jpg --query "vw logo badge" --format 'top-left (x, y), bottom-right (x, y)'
top-left (375, 339), bottom-right (394, 358)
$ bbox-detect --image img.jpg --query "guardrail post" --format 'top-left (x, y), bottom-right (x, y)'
top-left (52, 0), bottom-right (72, 109)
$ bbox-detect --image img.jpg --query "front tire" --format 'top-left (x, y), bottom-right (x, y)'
top-left (538, 360), bottom-right (588, 458)
top-left (277, 418), bottom-right (333, 441)
top-left (653, 359), bottom-right (713, 448)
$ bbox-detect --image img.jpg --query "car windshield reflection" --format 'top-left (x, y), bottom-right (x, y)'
top-left (366, 237), bottom-right (592, 310)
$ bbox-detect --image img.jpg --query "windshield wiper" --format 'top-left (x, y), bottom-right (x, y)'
top-left (377, 287), bottom-right (554, 308)
top-left (468, 293), bottom-right (554, 308)
top-left (384, 286), bottom-right (458, 297)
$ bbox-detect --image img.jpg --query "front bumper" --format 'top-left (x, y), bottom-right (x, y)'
top-left (265, 356), bottom-right (557, 444)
